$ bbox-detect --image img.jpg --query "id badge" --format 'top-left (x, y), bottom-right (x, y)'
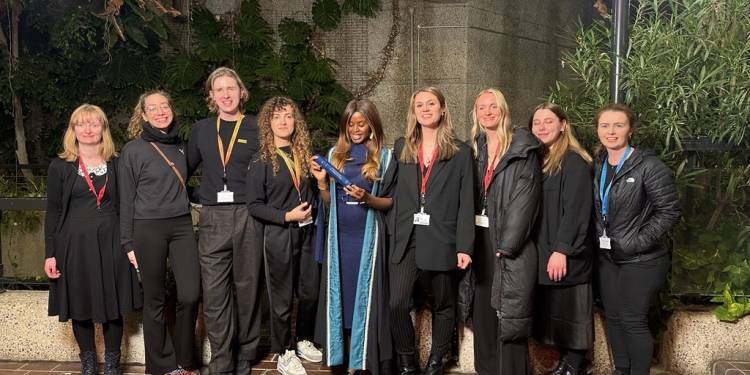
top-left (217, 189), bottom-right (234, 203)
top-left (475, 215), bottom-right (489, 228)
top-left (599, 235), bottom-right (612, 250)
top-left (413, 212), bottom-right (430, 226)
top-left (299, 216), bottom-right (314, 227)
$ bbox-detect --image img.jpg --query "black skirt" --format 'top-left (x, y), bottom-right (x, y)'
top-left (533, 283), bottom-right (593, 351)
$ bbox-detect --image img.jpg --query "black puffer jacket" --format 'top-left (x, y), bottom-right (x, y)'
top-left (593, 149), bottom-right (680, 263)
top-left (476, 128), bottom-right (542, 341)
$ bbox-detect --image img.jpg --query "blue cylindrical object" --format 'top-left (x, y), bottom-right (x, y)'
top-left (313, 154), bottom-right (353, 186)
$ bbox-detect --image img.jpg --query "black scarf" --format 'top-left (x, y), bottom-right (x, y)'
top-left (141, 122), bottom-right (180, 144)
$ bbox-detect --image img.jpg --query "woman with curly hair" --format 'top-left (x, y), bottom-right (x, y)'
top-left (246, 96), bottom-right (320, 375)
top-left (119, 90), bottom-right (201, 375)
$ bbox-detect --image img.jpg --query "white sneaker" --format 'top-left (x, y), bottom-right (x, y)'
top-left (277, 349), bottom-right (307, 375)
top-left (296, 340), bottom-right (323, 363)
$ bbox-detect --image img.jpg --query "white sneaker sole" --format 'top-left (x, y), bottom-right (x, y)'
top-left (296, 351), bottom-right (323, 363)
top-left (277, 363), bottom-right (307, 375)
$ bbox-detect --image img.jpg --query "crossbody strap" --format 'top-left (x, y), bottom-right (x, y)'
top-left (149, 142), bottom-right (186, 189)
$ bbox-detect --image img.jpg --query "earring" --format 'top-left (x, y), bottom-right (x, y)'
top-left (369, 132), bottom-right (375, 140)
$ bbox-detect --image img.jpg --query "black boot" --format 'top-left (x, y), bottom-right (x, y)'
top-left (422, 353), bottom-right (443, 375)
top-left (79, 351), bottom-right (97, 375)
top-left (548, 359), bottom-right (568, 375)
top-left (103, 351), bottom-right (121, 375)
top-left (397, 353), bottom-right (419, 375)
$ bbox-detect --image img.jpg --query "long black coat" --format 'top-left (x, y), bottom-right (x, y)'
top-left (593, 149), bottom-right (680, 263)
top-left (391, 137), bottom-right (475, 271)
top-left (476, 128), bottom-right (542, 341)
top-left (534, 151), bottom-right (594, 285)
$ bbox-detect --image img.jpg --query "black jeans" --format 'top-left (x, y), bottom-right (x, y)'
top-left (134, 215), bottom-right (201, 374)
top-left (198, 205), bottom-right (263, 373)
top-left (263, 223), bottom-right (319, 354)
top-left (388, 238), bottom-right (456, 359)
top-left (598, 254), bottom-right (670, 375)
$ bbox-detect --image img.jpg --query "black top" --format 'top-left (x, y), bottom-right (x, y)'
top-left (187, 115), bottom-right (259, 205)
top-left (534, 151), bottom-right (594, 285)
top-left (245, 147), bottom-right (316, 226)
top-left (119, 123), bottom-right (190, 251)
top-left (390, 138), bottom-right (475, 272)
top-left (593, 148), bottom-right (681, 263)
top-left (44, 157), bottom-right (120, 258)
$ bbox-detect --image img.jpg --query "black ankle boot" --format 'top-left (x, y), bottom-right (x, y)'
top-left (79, 351), bottom-right (97, 375)
top-left (422, 353), bottom-right (443, 375)
top-left (548, 359), bottom-right (568, 375)
top-left (103, 351), bottom-right (121, 375)
top-left (397, 353), bottom-right (419, 375)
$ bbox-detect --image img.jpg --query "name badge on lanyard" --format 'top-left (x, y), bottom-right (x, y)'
top-left (598, 145), bottom-right (632, 250)
top-left (216, 115), bottom-right (244, 203)
top-left (476, 142), bottom-right (500, 228)
top-left (414, 144), bottom-right (439, 226)
top-left (276, 148), bottom-right (314, 227)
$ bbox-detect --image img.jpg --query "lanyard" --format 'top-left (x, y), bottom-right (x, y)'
top-left (599, 145), bottom-right (632, 218)
top-left (216, 115), bottom-right (244, 181)
top-left (417, 143), bottom-right (439, 208)
top-left (276, 148), bottom-right (301, 200)
top-left (482, 140), bottom-right (502, 211)
top-left (78, 158), bottom-right (108, 209)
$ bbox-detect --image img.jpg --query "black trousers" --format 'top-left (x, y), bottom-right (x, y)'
top-left (133, 215), bottom-right (201, 374)
top-left (263, 223), bottom-right (319, 354)
top-left (598, 254), bottom-right (670, 375)
top-left (388, 238), bottom-right (456, 358)
top-left (198, 205), bottom-right (263, 373)
top-left (472, 229), bottom-right (529, 375)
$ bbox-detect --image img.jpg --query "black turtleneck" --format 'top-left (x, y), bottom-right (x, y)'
top-left (118, 122), bottom-right (190, 252)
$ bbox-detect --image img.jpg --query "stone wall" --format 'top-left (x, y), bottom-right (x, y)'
top-left (204, 0), bottom-right (595, 143)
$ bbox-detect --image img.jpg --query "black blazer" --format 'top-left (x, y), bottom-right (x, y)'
top-left (391, 137), bottom-right (475, 271)
top-left (44, 157), bottom-right (120, 258)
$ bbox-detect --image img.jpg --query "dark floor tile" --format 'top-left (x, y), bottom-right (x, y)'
top-left (0, 370), bottom-right (28, 375)
top-left (121, 365), bottom-right (145, 374)
top-left (20, 363), bottom-right (59, 371)
top-left (731, 362), bottom-right (750, 371)
top-left (0, 363), bottom-right (26, 370)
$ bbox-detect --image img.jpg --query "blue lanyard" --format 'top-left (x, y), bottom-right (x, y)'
top-left (599, 146), bottom-right (632, 218)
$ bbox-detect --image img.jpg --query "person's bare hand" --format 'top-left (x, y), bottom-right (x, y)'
top-left (547, 251), bottom-right (567, 282)
top-left (309, 158), bottom-right (327, 183)
top-left (286, 202), bottom-right (312, 222)
top-left (44, 257), bottom-right (61, 279)
top-left (344, 185), bottom-right (369, 202)
top-left (457, 253), bottom-right (472, 270)
top-left (127, 251), bottom-right (139, 269)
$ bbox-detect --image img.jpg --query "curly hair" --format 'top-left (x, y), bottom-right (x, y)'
top-left (257, 96), bottom-right (312, 177)
top-left (127, 90), bottom-right (173, 139)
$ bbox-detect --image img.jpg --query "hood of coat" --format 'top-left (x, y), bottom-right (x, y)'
top-left (476, 127), bottom-right (541, 174)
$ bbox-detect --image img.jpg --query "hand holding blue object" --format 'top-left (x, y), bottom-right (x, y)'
top-left (312, 155), bottom-right (353, 186)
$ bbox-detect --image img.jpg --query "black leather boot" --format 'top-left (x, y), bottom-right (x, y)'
top-left (422, 353), bottom-right (443, 375)
top-left (397, 353), bottom-right (419, 375)
top-left (79, 351), bottom-right (97, 375)
top-left (548, 359), bottom-right (568, 375)
top-left (103, 351), bottom-right (121, 375)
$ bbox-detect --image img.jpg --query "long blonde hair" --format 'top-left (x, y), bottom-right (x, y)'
top-left (58, 104), bottom-right (116, 162)
top-left (470, 88), bottom-right (513, 159)
top-left (127, 90), bottom-right (174, 139)
top-left (257, 96), bottom-right (312, 177)
top-left (400, 87), bottom-right (459, 163)
top-left (331, 99), bottom-right (385, 181)
top-left (529, 102), bottom-right (592, 175)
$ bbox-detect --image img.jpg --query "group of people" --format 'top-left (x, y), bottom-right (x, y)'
top-left (43, 66), bottom-right (680, 375)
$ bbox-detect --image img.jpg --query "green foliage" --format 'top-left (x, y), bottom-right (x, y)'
top-left (548, 0), bottom-right (750, 303)
top-left (312, 0), bottom-right (342, 31)
top-left (713, 284), bottom-right (750, 322)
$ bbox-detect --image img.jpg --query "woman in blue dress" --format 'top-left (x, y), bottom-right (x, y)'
top-left (312, 99), bottom-right (396, 374)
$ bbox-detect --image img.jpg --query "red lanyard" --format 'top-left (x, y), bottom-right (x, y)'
top-left (78, 158), bottom-right (108, 209)
top-left (483, 141), bottom-right (502, 194)
top-left (417, 143), bottom-right (439, 207)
